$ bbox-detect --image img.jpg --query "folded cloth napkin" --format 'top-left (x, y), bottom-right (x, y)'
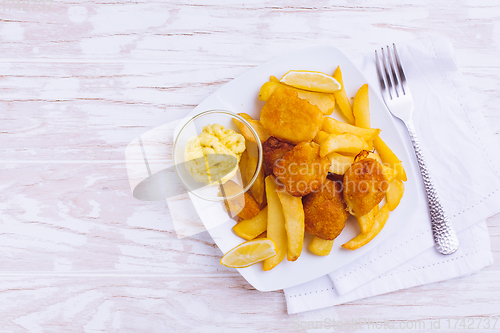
top-left (284, 36), bottom-right (500, 314)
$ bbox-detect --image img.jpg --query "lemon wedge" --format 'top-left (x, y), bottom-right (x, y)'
top-left (220, 238), bottom-right (277, 268)
top-left (280, 70), bottom-right (341, 93)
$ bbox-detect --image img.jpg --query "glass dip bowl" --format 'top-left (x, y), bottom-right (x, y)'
top-left (173, 110), bottom-right (263, 202)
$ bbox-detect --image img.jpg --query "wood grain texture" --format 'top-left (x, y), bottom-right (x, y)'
top-left (0, 0), bottom-right (500, 331)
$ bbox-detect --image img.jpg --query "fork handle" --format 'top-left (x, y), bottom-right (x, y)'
top-left (406, 122), bottom-right (459, 255)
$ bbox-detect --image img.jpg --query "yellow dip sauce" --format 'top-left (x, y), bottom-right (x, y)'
top-left (185, 124), bottom-right (245, 184)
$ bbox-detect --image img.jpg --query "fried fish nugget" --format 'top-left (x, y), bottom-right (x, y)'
top-left (262, 136), bottom-right (295, 176)
top-left (260, 87), bottom-right (324, 144)
top-left (273, 142), bottom-right (330, 197)
top-left (303, 179), bottom-right (348, 240)
top-left (343, 158), bottom-right (388, 217)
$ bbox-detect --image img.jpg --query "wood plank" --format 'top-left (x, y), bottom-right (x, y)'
top-left (0, 269), bottom-right (500, 332)
top-left (0, 2), bottom-right (497, 65)
top-left (0, 62), bottom-right (251, 160)
top-left (0, 161), bottom-right (241, 274)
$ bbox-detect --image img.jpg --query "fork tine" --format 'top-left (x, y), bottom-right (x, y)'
top-left (380, 47), bottom-right (395, 99)
top-left (374, 50), bottom-right (389, 100)
top-left (392, 43), bottom-right (407, 95)
top-left (386, 45), bottom-right (401, 98)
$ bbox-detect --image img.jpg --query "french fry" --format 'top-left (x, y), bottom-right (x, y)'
top-left (356, 204), bottom-right (379, 234)
top-left (222, 180), bottom-right (260, 220)
top-left (342, 203), bottom-right (389, 250)
top-left (352, 84), bottom-right (374, 149)
top-left (245, 140), bottom-right (258, 159)
top-left (238, 113), bottom-right (253, 122)
top-left (353, 84), bottom-right (370, 129)
top-left (263, 176), bottom-right (288, 271)
top-left (333, 66), bottom-right (354, 124)
top-left (248, 120), bottom-right (270, 143)
top-left (245, 141), bottom-right (266, 209)
top-left (276, 188), bottom-right (304, 261)
top-left (239, 150), bottom-right (249, 185)
top-left (233, 113), bottom-right (270, 143)
top-left (313, 130), bottom-right (330, 145)
top-left (373, 137), bottom-right (407, 181)
top-left (259, 81), bottom-right (281, 101)
top-left (256, 231), bottom-right (268, 238)
top-left (322, 117), bottom-right (380, 142)
top-left (333, 66), bottom-right (355, 124)
top-left (233, 115), bottom-right (255, 143)
top-left (381, 164), bottom-right (398, 182)
top-left (270, 75), bottom-right (279, 83)
top-left (309, 236), bottom-right (334, 256)
top-left (386, 178), bottom-right (405, 211)
top-left (319, 133), bottom-right (368, 157)
top-left (246, 156), bottom-right (266, 205)
top-left (233, 206), bottom-right (268, 240)
top-left (327, 152), bottom-right (354, 175)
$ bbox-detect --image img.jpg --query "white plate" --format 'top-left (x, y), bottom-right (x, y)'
top-left (174, 45), bottom-right (418, 291)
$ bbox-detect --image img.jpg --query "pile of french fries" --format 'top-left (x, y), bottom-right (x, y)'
top-left (229, 66), bottom-right (407, 271)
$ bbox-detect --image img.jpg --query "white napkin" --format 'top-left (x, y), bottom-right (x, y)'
top-left (284, 37), bottom-right (500, 314)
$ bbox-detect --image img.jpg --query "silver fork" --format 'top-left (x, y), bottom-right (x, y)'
top-left (375, 44), bottom-right (459, 255)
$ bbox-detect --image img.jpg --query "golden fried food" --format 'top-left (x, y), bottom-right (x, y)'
top-left (233, 206), bottom-right (268, 240)
top-left (246, 156), bottom-right (266, 206)
top-left (259, 81), bottom-right (336, 115)
top-left (303, 179), bottom-right (349, 240)
top-left (309, 236), bottom-right (334, 256)
top-left (386, 178), bottom-right (405, 211)
top-left (342, 203), bottom-right (389, 250)
top-left (374, 137), bottom-right (407, 181)
top-left (233, 113), bottom-right (270, 143)
top-left (343, 158), bottom-right (388, 217)
top-left (273, 142), bottom-right (330, 197)
top-left (276, 187), bottom-right (304, 261)
top-left (260, 87), bottom-right (324, 144)
top-left (221, 180), bottom-right (260, 220)
top-left (333, 66), bottom-right (355, 123)
top-left (262, 136), bottom-right (295, 176)
top-left (263, 176), bottom-right (287, 271)
top-left (356, 204), bottom-right (379, 234)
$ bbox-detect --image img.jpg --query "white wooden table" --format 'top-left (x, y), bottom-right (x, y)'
top-left (1, 1), bottom-right (500, 331)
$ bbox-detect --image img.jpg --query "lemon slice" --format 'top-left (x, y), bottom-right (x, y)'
top-left (220, 238), bottom-right (277, 268)
top-left (280, 70), bottom-right (341, 93)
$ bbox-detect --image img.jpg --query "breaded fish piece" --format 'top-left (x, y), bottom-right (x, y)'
top-left (262, 136), bottom-right (295, 176)
top-left (303, 179), bottom-right (348, 240)
top-left (343, 158), bottom-right (388, 217)
top-left (273, 142), bottom-right (330, 197)
top-left (260, 87), bottom-right (324, 144)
